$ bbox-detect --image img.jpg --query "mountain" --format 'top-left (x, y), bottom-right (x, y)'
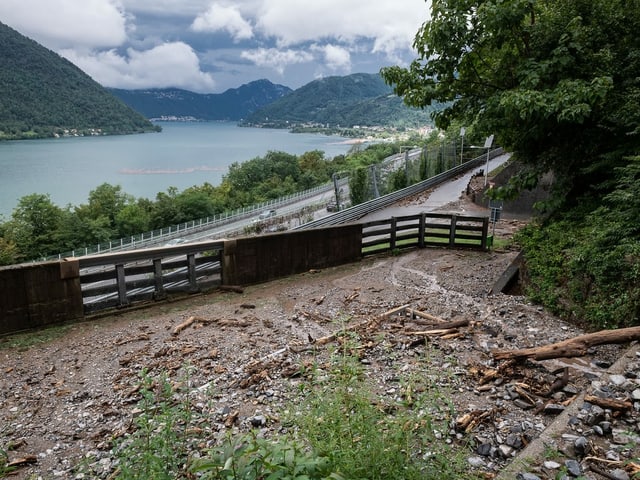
top-left (0, 22), bottom-right (158, 140)
top-left (241, 73), bottom-right (437, 128)
top-left (108, 80), bottom-right (292, 121)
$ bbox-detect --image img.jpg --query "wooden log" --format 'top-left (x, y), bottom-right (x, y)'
top-left (314, 304), bottom-right (410, 345)
top-left (405, 318), bottom-right (469, 334)
top-left (172, 316), bottom-right (211, 336)
top-left (406, 308), bottom-right (446, 323)
top-left (584, 395), bottom-right (633, 411)
top-left (491, 326), bottom-right (640, 361)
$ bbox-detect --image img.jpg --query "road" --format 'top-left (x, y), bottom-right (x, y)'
top-left (357, 153), bottom-right (510, 222)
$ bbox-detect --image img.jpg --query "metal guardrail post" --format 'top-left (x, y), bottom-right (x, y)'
top-left (153, 258), bottom-right (166, 299)
top-left (449, 215), bottom-right (458, 247)
top-left (187, 254), bottom-right (198, 292)
top-left (390, 217), bottom-right (397, 250)
top-left (116, 264), bottom-right (129, 308)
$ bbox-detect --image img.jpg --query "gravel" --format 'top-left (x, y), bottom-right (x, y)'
top-left (2, 198), bottom-right (639, 480)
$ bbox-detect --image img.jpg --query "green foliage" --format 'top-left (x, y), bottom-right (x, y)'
top-left (294, 337), bottom-right (471, 480)
top-left (110, 369), bottom-right (194, 479)
top-left (243, 73), bottom-right (436, 129)
top-left (191, 433), bottom-right (342, 480)
top-left (516, 158), bottom-right (640, 328)
top-left (381, 0), bottom-right (640, 204)
top-left (0, 22), bottom-right (157, 140)
top-left (0, 445), bottom-right (16, 477)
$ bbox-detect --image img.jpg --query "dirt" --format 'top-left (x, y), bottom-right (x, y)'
top-left (1, 192), bottom-right (638, 480)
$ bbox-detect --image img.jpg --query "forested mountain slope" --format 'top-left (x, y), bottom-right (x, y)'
top-left (242, 73), bottom-right (437, 128)
top-left (0, 22), bottom-right (157, 140)
top-left (109, 80), bottom-right (292, 121)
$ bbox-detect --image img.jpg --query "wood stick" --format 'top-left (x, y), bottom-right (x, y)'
top-left (405, 318), bottom-right (469, 334)
top-left (172, 315), bottom-right (210, 336)
top-left (406, 308), bottom-right (446, 323)
top-left (492, 326), bottom-right (640, 361)
top-left (314, 304), bottom-right (409, 345)
top-left (584, 395), bottom-right (633, 411)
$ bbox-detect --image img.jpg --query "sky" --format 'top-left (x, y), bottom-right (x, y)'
top-left (0, 0), bottom-right (431, 94)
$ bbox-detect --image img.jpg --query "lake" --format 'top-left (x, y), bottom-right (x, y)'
top-left (0, 122), bottom-right (354, 218)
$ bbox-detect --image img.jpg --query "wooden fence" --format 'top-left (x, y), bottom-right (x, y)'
top-left (362, 213), bottom-right (489, 256)
top-left (1, 214), bottom-right (489, 334)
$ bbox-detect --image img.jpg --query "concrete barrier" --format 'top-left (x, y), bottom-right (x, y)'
top-left (0, 260), bottom-right (83, 335)
top-left (223, 224), bottom-right (362, 286)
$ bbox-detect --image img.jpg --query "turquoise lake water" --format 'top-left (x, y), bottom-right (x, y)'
top-left (0, 122), bottom-right (353, 218)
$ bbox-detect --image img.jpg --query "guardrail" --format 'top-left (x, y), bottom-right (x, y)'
top-left (46, 181), bottom-right (338, 260)
top-left (361, 213), bottom-right (489, 256)
top-left (296, 147), bottom-right (504, 230)
top-left (75, 211), bottom-right (489, 315)
top-left (78, 240), bottom-right (224, 314)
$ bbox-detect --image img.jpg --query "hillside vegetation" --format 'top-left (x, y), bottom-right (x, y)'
top-left (109, 80), bottom-right (292, 121)
top-left (242, 73), bottom-right (437, 128)
top-left (0, 22), bottom-right (158, 140)
top-left (382, 0), bottom-right (639, 330)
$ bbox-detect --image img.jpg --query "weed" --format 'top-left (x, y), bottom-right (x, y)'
top-left (294, 344), bottom-right (473, 479)
top-left (191, 431), bottom-right (343, 480)
top-left (110, 367), bottom-right (195, 479)
top-left (0, 447), bottom-right (16, 478)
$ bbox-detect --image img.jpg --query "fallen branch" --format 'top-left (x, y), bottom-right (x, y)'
top-left (584, 395), bottom-right (633, 411)
top-left (314, 304), bottom-right (410, 346)
top-left (406, 308), bottom-right (447, 324)
top-left (404, 327), bottom-right (460, 336)
top-left (492, 326), bottom-right (640, 361)
top-left (172, 316), bottom-right (212, 336)
top-left (407, 320), bottom-right (469, 335)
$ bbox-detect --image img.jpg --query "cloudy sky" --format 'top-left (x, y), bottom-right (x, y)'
top-left (0, 0), bottom-right (431, 93)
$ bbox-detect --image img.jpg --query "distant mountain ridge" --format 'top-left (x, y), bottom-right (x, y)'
top-left (0, 22), bottom-right (157, 140)
top-left (111, 73), bottom-right (437, 128)
top-left (243, 73), bottom-right (437, 128)
top-left (108, 80), bottom-right (292, 121)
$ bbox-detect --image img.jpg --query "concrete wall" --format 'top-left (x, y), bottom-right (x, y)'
top-left (0, 260), bottom-right (83, 335)
top-left (223, 223), bottom-right (362, 286)
top-left (0, 224), bottom-right (363, 335)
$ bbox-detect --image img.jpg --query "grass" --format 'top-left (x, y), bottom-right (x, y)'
top-left (73, 336), bottom-right (479, 480)
top-left (0, 324), bottom-right (72, 351)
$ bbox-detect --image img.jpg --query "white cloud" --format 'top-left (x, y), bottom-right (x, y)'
top-left (0, 0), bottom-right (430, 92)
top-left (255, 0), bottom-right (426, 55)
top-left (0, 0), bottom-right (128, 49)
top-left (190, 3), bottom-right (254, 41)
top-left (240, 48), bottom-right (313, 75)
top-left (312, 44), bottom-right (351, 72)
top-left (60, 42), bottom-right (216, 92)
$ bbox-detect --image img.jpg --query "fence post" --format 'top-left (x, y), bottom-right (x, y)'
top-left (390, 217), bottom-right (397, 251)
top-left (153, 258), bottom-right (166, 300)
top-left (187, 254), bottom-right (198, 292)
top-left (449, 214), bottom-right (458, 247)
top-left (481, 217), bottom-right (489, 250)
top-left (116, 263), bottom-right (129, 307)
top-left (418, 213), bottom-right (426, 248)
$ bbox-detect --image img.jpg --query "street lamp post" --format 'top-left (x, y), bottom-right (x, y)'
top-left (470, 135), bottom-right (494, 187)
top-left (460, 127), bottom-right (465, 165)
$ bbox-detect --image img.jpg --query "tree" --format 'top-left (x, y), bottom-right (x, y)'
top-left (381, 0), bottom-right (640, 204)
top-left (4, 194), bottom-right (63, 260)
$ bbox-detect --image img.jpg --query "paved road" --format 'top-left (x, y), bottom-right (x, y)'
top-left (357, 153), bottom-right (511, 222)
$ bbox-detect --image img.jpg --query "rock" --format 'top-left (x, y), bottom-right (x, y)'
top-left (564, 459), bottom-right (581, 477)
top-left (574, 436), bottom-right (589, 456)
top-left (516, 473), bottom-right (541, 480)
top-left (610, 468), bottom-right (630, 480)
